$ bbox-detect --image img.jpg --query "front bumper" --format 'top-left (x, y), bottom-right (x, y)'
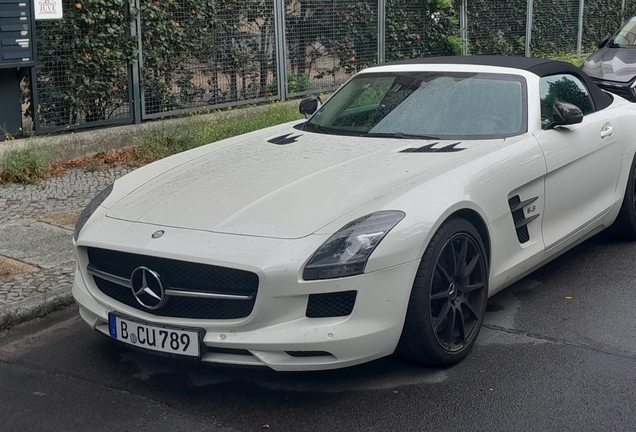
top-left (73, 219), bottom-right (419, 371)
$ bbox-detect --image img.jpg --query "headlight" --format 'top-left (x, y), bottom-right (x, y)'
top-left (74, 184), bottom-right (113, 240)
top-left (303, 211), bottom-right (405, 280)
top-left (630, 80), bottom-right (636, 97)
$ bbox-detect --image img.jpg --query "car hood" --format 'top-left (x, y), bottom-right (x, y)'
top-left (583, 47), bottom-right (636, 83)
top-left (106, 123), bottom-right (506, 239)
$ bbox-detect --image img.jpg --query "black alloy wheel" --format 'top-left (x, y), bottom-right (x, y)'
top-left (396, 218), bottom-right (488, 366)
top-left (429, 232), bottom-right (486, 353)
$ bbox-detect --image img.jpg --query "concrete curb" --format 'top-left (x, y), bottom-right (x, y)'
top-left (0, 99), bottom-right (303, 164)
top-left (0, 284), bottom-right (74, 329)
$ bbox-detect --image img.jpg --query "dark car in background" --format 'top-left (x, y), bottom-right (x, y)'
top-left (583, 15), bottom-right (636, 101)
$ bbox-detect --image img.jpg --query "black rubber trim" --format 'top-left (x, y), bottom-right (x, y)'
top-left (509, 196), bottom-right (538, 212)
top-left (514, 214), bottom-right (540, 229)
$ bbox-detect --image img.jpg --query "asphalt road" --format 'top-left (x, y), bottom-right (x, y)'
top-left (2, 234), bottom-right (636, 432)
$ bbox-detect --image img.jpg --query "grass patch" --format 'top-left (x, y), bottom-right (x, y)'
top-left (0, 147), bottom-right (49, 184)
top-left (133, 102), bottom-right (304, 164)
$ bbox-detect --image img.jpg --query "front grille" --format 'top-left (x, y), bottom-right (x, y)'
top-left (306, 291), bottom-right (357, 318)
top-left (87, 247), bottom-right (258, 319)
top-left (87, 248), bottom-right (258, 296)
top-left (93, 277), bottom-right (256, 319)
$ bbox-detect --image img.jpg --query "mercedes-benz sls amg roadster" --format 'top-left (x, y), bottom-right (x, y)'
top-left (73, 56), bottom-right (636, 371)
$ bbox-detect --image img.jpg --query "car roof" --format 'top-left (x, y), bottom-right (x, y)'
top-left (368, 55), bottom-right (614, 111)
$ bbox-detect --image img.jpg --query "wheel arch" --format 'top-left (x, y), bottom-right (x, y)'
top-left (444, 208), bottom-right (491, 267)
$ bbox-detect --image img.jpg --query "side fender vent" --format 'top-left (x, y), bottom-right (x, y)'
top-left (400, 142), bottom-right (465, 153)
top-left (508, 195), bottom-right (539, 244)
top-left (268, 133), bottom-right (302, 145)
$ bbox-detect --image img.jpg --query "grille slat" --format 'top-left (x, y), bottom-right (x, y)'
top-left (87, 248), bottom-right (258, 320)
top-left (93, 277), bottom-right (256, 319)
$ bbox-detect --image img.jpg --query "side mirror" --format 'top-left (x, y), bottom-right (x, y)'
top-left (546, 102), bottom-right (584, 130)
top-left (299, 96), bottom-right (322, 118)
top-left (598, 35), bottom-right (611, 49)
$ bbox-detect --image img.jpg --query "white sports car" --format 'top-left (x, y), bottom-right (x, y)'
top-left (73, 56), bottom-right (636, 371)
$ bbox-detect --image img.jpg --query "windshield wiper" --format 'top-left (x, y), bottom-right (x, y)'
top-left (364, 132), bottom-right (440, 140)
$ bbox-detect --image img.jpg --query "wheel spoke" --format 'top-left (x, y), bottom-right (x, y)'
top-left (462, 283), bottom-right (485, 293)
top-left (458, 237), bottom-right (468, 273)
top-left (450, 240), bottom-right (459, 274)
top-left (433, 301), bottom-right (451, 332)
top-left (435, 262), bottom-right (453, 284)
top-left (431, 290), bottom-right (450, 300)
top-left (460, 297), bottom-right (480, 320)
top-left (461, 255), bottom-right (480, 278)
top-left (457, 306), bottom-right (467, 342)
top-left (444, 306), bottom-right (457, 343)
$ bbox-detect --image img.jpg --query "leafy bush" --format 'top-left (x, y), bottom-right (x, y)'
top-left (385, 0), bottom-right (461, 60)
top-left (31, 0), bottom-right (137, 127)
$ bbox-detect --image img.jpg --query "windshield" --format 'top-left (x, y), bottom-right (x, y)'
top-left (610, 16), bottom-right (636, 48)
top-left (305, 71), bottom-right (527, 140)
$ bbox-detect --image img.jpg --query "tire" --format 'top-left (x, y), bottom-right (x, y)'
top-left (607, 153), bottom-right (636, 241)
top-left (396, 218), bottom-right (489, 366)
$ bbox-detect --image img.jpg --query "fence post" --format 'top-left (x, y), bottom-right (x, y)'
top-left (525, 0), bottom-right (533, 57)
top-left (273, 0), bottom-right (288, 101)
top-left (577, 0), bottom-right (585, 57)
top-left (377, 0), bottom-right (386, 63)
top-left (622, 0), bottom-right (626, 22)
top-left (460, 0), bottom-right (468, 56)
top-left (131, 0), bottom-right (142, 124)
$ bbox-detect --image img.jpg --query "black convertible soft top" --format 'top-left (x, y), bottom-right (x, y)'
top-left (371, 55), bottom-right (613, 111)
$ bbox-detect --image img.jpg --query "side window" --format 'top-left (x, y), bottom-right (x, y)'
top-left (539, 74), bottom-right (595, 128)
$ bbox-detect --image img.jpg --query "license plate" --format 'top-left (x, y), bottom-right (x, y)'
top-left (108, 314), bottom-right (200, 357)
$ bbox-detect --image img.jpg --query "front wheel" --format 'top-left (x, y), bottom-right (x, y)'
top-left (396, 218), bottom-right (488, 366)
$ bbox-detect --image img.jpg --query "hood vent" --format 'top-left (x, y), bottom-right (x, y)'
top-left (400, 142), bottom-right (464, 153)
top-left (268, 133), bottom-right (302, 145)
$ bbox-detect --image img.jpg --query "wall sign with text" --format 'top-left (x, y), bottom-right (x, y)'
top-left (34, 0), bottom-right (63, 20)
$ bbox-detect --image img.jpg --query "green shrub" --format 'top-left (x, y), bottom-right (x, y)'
top-left (1, 148), bottom-right (49, 184)
top-left (287, 73), bottom-right (312, 94)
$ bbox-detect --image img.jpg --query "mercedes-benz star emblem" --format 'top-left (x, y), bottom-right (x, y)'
top-left (130, 266), bottom-right (166, 310)
top-left (151, 230), bottom-right (165, 239)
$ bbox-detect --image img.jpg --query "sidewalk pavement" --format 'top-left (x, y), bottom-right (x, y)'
top-left (0, 165), bottom-right (133, 328)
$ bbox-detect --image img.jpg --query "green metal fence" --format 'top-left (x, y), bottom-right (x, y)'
top-left (26, 0), bottom-right (636, 134)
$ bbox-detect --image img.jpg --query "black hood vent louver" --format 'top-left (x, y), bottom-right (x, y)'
top-left (400, 142), bottom-right (465, 153)
top-left (268, 133), bottom-right (302, 145)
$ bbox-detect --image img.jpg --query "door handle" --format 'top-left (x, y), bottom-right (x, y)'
top-left (600, 123), bottom-right (614, 139)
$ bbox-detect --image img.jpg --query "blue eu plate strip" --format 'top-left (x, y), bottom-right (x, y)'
top-left (108, 315), bottom-right (117, 339)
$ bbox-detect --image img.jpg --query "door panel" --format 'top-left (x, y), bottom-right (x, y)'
top-left (534, 110), bottom-right (622, 249)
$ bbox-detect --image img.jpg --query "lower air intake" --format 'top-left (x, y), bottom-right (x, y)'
top-left (306, 291), bottom-right (357, 318)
